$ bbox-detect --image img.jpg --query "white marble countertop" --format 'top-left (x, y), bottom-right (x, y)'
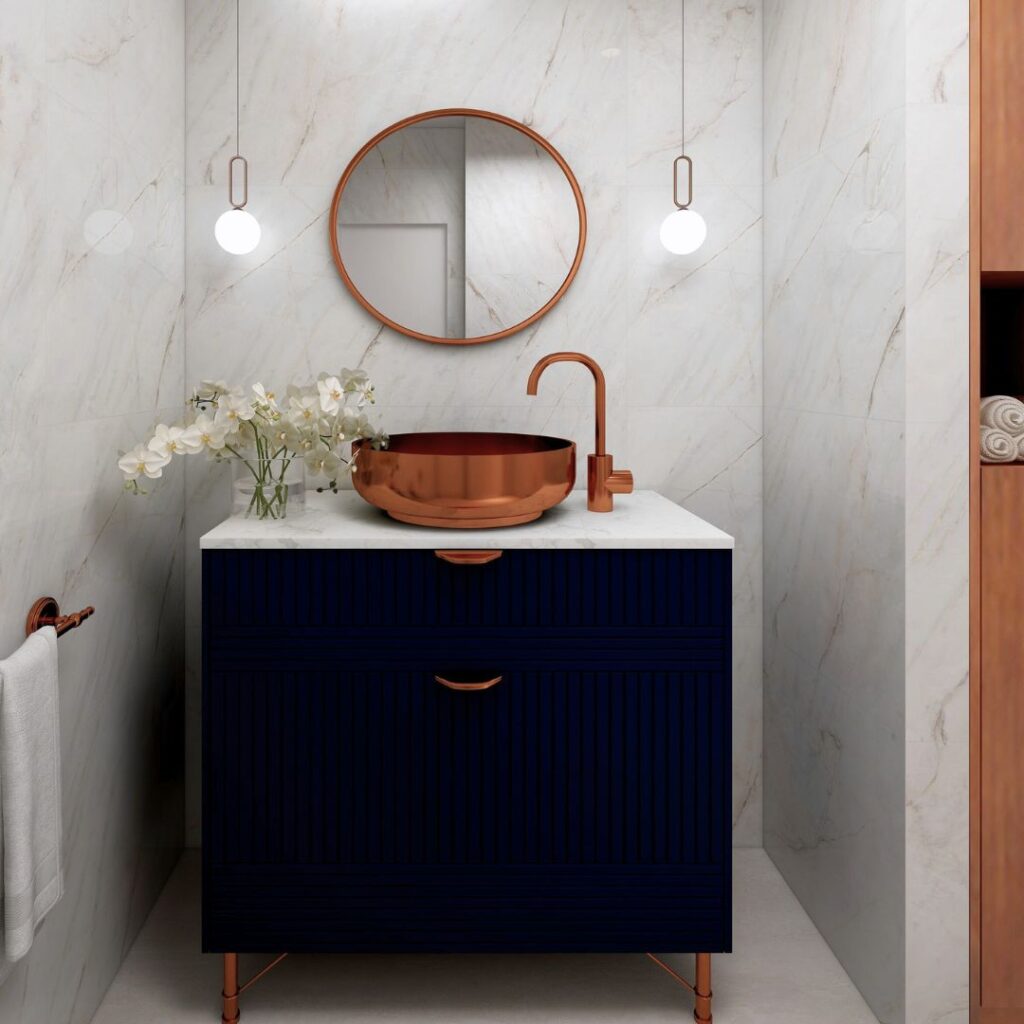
top-left (200, 490), bottom-right (733, 550)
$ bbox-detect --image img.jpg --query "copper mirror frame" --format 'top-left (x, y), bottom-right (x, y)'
top-left (328, 108), bottom-right (588, 346)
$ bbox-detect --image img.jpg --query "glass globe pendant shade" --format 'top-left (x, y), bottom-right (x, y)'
top-left (660, 207), bottom-right (707, 255)
top-left (215, 207), bottom-right (261, 255)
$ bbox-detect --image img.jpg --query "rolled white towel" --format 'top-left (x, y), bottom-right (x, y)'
top-left (981, 425), bottom-right (1018, 463)
top-left (980, 395), bottom-right (1024, 435)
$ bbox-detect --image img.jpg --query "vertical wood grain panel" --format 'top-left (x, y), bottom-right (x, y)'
top-left (980, 466), bottom-right (1024, 1011)
top-left (980, 0), bottom-right (1024, 272)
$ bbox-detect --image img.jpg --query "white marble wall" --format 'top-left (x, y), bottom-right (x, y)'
top-left (764, 1), bottom-right (969, 1022)
top-left (904, 1), bottom-right (970, 1022)
top-left (0, 2), bottom-right (185, 1023)
top-left (183, 0), bottom-right (764, 847)
top-left (764, 0), bottom-right (907, 1020)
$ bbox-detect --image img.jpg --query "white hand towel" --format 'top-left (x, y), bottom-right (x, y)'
top-left (981, 425), bottom-right (1018, 463)
top-left (980, 395), bottom-right (1024, 435)
top-left (0, 626), bottom-right (62, 981)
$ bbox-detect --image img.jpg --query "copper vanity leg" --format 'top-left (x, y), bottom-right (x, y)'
top-left (222, 953), bottom-right (240, 1024)
top-left (694, 953), bottom-right (713, 1024)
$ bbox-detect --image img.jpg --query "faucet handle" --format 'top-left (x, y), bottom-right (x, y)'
top-left (607, 468), bottom-right (634, 495)
top-left (587, 454), bottom-right (634, 512)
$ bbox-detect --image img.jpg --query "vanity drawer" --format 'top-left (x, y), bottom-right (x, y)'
top-left (203, 663), bottom-right (731, 953)
top-left (204, 625), bottom-right (731, 678)
top-left (202, 548), bottom-right (731, 632)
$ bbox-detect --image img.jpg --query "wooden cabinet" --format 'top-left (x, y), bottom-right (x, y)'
top-left (974, 2), bottom-right (1024, 1019)
top-left (202, 548), bottom-right (733, 955)
top-left (980, 0), bottom-right (1024, 273)
top-left (979, 468), bottom-right (1024, 1014)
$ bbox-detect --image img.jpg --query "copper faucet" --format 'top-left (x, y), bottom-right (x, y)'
top-left (526, 352), bottom-right (634, 512)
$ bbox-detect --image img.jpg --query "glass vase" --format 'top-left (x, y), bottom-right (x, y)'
top-left (230, 455), bottom-right (305, 520)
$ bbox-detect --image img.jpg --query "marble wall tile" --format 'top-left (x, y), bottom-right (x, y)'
top-left (903, 3), bottom-right (969, 1023)
top-left (763, 409), bottom-right (906, 1024)
top-left (763, 1), bottom-right (909, 1021)
top-left (765, 1), bottom-right (970, 1022)
top-left (0, 3), bottom-right (185, 1023)
top-left (183, 0), bottom-right (764, 846)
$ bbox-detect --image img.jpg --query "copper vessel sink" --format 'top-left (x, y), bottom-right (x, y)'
top-left (351, 432), bottom-right (576, 528)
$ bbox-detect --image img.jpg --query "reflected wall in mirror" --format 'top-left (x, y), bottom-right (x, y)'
top-left (329, 109), bottom-right (587, 345)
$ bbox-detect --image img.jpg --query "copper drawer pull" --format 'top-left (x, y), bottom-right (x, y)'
top-left (435, 673), bottom-right (503, 691)
top-left (434, 550), bottom-right (503, 565)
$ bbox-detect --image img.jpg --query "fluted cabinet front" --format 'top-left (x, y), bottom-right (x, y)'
top-left (203, 549), bottom-right (732, 954)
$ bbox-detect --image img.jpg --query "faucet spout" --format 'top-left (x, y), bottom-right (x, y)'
top-left (526, 352), bottom-right (632, 513)
top-left (526, 352), bottom-right (606, 456)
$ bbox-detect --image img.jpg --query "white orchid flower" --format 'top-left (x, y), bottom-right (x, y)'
top-left (252, 383), bottom-right (278, 410)
top-left (119, 443), bottom-right (171, 480)
top-left (188, 412), bottom-right (229, 452)
top-left (194, 379), bottom-right (228, 402)
top-left (354, 380), bottom-right (375, 406)
top-left (336, 408), bottom-right (372, 442)
top-left (215, 392), bottom-right (256, 429)
top-left (176, 423), bottom-right (207, 454)
top-left (340, 368), bottom-right (375, 407)
top-left (294, 429), bottom-right (321, 452)
top-left (317, 376), bottom-right (345, 415)
top-left (266, 420), bottom-right (306, 453)
top-left (149, 423), bottom-right (195, 457)
top-left (288, 393), bottom-right (322, 428)
top-left (120, 373), bottom-right (385, 499)
top-left (304, 448), bottom-right (342, 477)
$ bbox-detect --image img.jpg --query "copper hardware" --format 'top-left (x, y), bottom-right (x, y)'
top-left (222, 953), bottom-right (239, 1024)
top-left (670, 2), bottom-right (699, 217)
top-left (526, 353), bottom-right (634, 513)
top-left (673, 154), bottom-right (694, 210)
top-left (351, 432), bottom-right (575, 528)
top-left (435, 550), bottom-right (503, 565)
top-left (222, 952), bottom-right (288, 1023)
top-left (228, 155), bottom-right (249, 209)
top-left (216, 949), bottom-right (709, 1017)
top-left (329, 108), bottom-right (587, 346)
top-left (238, 953), bottom-right (288, 995)
top-left (25, 597), bottom-right (95, 638)
top-left (646, 952), bottom-right (713, 1023)
top-left (435, 673), bottom-right (503, 691)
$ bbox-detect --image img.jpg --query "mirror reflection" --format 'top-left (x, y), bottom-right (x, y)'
top-left (332, 113), bottom-right (585, 344)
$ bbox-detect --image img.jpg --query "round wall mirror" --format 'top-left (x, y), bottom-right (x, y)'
top-left (329, 109), bottom-right (587, 346)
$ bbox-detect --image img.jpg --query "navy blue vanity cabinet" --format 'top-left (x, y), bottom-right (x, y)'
top-left (202, 548), bottom-right (732, 955)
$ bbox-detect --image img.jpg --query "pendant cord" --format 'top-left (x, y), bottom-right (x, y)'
top-left (680, 0), bottom-right (685, 155)
top-left (235, 0), bottom-right (240, 157)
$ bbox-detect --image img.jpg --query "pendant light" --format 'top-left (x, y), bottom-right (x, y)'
top-left (215, 0), bottom-right (261, 255)
top-left (660, 0), bottom-right (707, 255)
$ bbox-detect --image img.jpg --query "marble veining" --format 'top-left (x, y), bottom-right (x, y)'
top-left (0, 2), bottom-right (185, 1023)
top-left (184, 0), bottom-right (764, 847)
top-left (764, 1), bottom-right (969, 1022)
top-left (200, 490), bottom-right (734, 550)
top-left (764, 2), bottom-right (908, 1022)
top-left (904, 2), bottom-right (969, 1023)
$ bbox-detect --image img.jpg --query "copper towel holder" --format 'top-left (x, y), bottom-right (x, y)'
top-left (25, 597), bottom-right (95, 638)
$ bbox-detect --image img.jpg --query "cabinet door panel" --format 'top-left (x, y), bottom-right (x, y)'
top-left (203, 667), bottom-right (731, 952)
top-left (981, 0), bottom-right (1024, 271)
top-left (980, 467), bottom-right (1024, 1010)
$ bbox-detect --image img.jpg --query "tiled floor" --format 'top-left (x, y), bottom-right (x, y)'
top-left (90, 850), bottom-right (878, 1024)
